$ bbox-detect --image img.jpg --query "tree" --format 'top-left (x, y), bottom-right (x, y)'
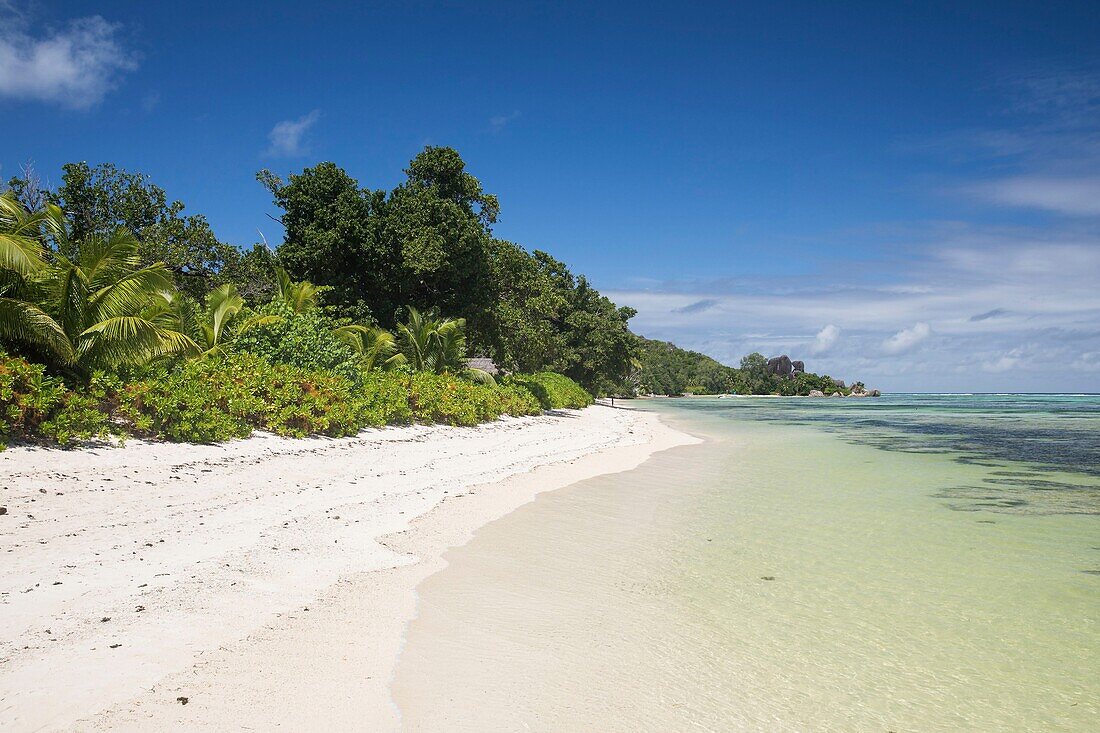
top-left (380, 147), bottom-right (499, 353)
top-left (0, 194), bottom-right (73, 362)
top-left (264, 148), bottom-right (501, 353)
top-left (48, 162), bottom-right (237, 298)
top-left (0, 193), bottom-right (196, 376)
top-left (261, 162), bottom-right (389, 322)
top-left (558, 276), bottom-right (638, 395)
top-left (489, 240), bottom-right (568, 372)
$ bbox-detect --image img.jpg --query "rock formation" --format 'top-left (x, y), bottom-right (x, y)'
top-left (766, 355), bottom-right (794, 377)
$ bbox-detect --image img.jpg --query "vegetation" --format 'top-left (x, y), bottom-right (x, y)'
top-left (0, 352), bottom-right (111, 447)
top-left (504, 372), bottom-right (594, 410)
top-left (636, 338), bottom-right (848, 396)
top-left (0, 145), bottom-right (858, 450)
top-left (0, 146), bottom-right (618, 450)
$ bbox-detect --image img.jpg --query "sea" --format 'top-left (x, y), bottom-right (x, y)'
top-left (393, 395), bottom-right (1099, 732)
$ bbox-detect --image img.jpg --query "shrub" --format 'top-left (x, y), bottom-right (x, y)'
top-left (0, 354), bottom-right (111, 447)
top-left (403, 371), bottom-right (542, 426)
top-left (357, 369), bottom-right (413, 426)
top-left (228, 301), bottom-right (362, 382)
top-left (504, 372), bottom-right (592, 409)
top-left (1, 354), bottom-right (585, 450)
top-left (119, 354), bottom-right (375, 442)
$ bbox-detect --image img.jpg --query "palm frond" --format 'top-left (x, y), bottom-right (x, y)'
top-left (464, 368), bottom-right (497, 386)
top-left (0, 297), bottom-right (74, 363)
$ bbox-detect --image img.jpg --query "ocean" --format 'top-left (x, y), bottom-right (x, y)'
top-left (393, 395), bottom-right (1099, 731)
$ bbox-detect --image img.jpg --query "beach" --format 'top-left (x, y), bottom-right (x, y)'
top-left (392, 396), bottom-right (1098, 732)
top-left (0, 405), bottom-right (696, 732)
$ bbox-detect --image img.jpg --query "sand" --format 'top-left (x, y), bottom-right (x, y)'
top-left (0, 404), bottom-right (694, 731)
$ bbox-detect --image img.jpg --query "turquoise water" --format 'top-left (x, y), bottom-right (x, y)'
top-left (395, 396), bottom-right (1100, 731)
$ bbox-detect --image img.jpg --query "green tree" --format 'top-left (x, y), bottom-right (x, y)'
top-left (260, 162), bottom-right (389, 322)
top-left (488, 240), bottom-right (568, 372)
top-left (0, 193), bottom-right (196, 376)
top-left (47, 162), bottom-right (237, 298)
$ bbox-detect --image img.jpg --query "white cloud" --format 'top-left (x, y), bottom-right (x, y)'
top-left (265, 110), bottom-right (321, 157)
top-left (983, 349), bottom-right (1024, 373)
top-left (489, 110), bottom-right (521, 133)
top-left (882, 322), bottom-right (932, 354)
top-left (809, 324), bottom-right (840, 354)
top-left (0, 14), bottom-right (137, 108)
top-left (971, 176), bottom-right (1100, 216)
top-left (605, 225), bottom-right (1100, 391)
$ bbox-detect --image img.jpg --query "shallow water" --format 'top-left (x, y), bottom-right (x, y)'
top-left (394, 396), bottom-right (1100, 732)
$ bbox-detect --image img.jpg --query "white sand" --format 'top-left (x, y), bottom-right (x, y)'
top-left (0, 404), bottom-right (694, 731)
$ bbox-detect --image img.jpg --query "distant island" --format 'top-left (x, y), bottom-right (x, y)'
top-left (635, 338), bottom-right (879, 397)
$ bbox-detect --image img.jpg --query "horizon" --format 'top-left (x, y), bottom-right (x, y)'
top-left (3, 1), bottom-right (1099, 392)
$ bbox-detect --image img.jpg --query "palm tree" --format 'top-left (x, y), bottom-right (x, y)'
top-left (274, 266), bottom-right (321, 313)
top-left (0, 193), bottom-right (196, 374)
top-left (0, 194), bottom-right (73, 362)
top-left (393, 307), bottom-right (495, 384)
top-left (333, 324), bottom-right (404, 371)
top-left (51, 230), bottom-right (197, 371)
top-left (147, 284), bottom-right (282, 360)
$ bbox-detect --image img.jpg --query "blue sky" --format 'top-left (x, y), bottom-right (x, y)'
top-left (3, 1), bottom-right (1099, 391)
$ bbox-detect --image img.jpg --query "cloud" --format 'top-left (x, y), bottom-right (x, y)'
top-left (606, 219), bottom-right (1100, 391)
top-left (265, 110), bottom-right (321, 157)
top-left (970, 176), bottom-right (1100, 216)
top-left (0, 14), bottom-right (137, 108)
top-left (983, 349), bottom-right (1024, 373)
top-left (809, 324), bottom-right (840, 355)
top-left (489, 110), bottom-right (521, 133)
top-left (672, 298), bottom-right (719, 314)
top-left (882, 322), bottom-right (931, 354)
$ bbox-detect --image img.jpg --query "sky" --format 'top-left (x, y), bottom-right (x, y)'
top-left (2, 1), bottom-right (1099, 392)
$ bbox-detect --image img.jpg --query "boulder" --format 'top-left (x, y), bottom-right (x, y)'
top-left (792, 360), bottom-right (805, 374)
top-left (868, 389), bottom-right (881, 397)
top-left (830, 391), bottom-right (841, 397)
top-left (831, 378), bottom-right (846, 389)
top-left (808, 390), bottom-right (825, 397)
top-left (766, 355), bottom-right (794, 377)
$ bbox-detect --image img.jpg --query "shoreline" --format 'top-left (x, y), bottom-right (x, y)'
top-left (0, 404), bottom-right (696, 731)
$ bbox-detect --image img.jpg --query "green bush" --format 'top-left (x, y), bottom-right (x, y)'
top-left (116, 356), bottom-right (545, 443)
top-left (119, 354), bottom-right (376, 442)
top-left (357, 369), bottom-right (413, 426)
top-left (1, 355), bottom-right (587, 449)
top-left (0, 354), bottom-right (111, 447)
top-left (228, 301), bottom-right (362, 382)
top-left (504, 372), bottom-right (592, 409)
top-left (404, 371), bottom-right (542, 426)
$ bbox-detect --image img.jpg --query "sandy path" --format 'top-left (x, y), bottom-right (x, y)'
top-left (0, 405), bottom-right (691, 731)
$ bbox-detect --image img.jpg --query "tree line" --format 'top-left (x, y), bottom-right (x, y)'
top-left (4, 149), bottom-right (636, 395)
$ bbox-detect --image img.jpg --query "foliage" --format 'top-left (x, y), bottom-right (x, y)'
top-left (403, 370), bottom-right (540, 426)
top-left (273, 265), bottom-right (322, 313)
top-left (41, 162), bottom-right (238, 299)
top-left (504, 372), bottom-right (593, 410)
top-left (227, 301), bottom-right (361, 381)
top-left (636, 337), bottom-right (736, 395)
top-left (119, 354), bottom-right (377, 442)
top-left (0, 196), bottom-right (197, 376)
top-left (393, 307), bottom-right (466, 373)
top-left (117, 355), bottom-right (543, 442)
top-left (333, 324), bottom-right (401, 372)
top-left (264, 149), bottom-right (638, 392)
top-left (0, 353), bottom-right (111, 446)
